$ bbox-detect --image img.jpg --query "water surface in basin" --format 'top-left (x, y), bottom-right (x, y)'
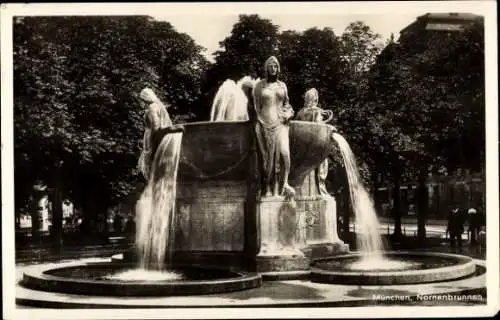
top-left (104, 269), bottom-right (184, 282)
top-left (44, 264), bottom-right (246, 282)
top-left (315, 254), bottom-right (461, 272)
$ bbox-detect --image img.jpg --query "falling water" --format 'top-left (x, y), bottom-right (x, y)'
top-left (210, 79), bottom-right (249, 121)
top-left (332, 133), bottom-right (415, 271)
top-left (133, 132), bottom-right (184, 278)
top-left (332, 133), bottom-right (384, 254)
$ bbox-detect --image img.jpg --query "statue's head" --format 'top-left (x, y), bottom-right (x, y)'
top-left (304, 88), bottom-right (319, 108)
top-left (264, 56), bottom-right (280, 79)
top-left (139, 88), bottom-right (159, 103)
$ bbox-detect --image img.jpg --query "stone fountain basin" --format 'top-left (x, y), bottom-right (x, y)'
top-left (21, 261), bottom-right (262, 296)
top-left (153, 120), bottom-right (335, 184)
top-left (310, 252), bottom-right (477, 285)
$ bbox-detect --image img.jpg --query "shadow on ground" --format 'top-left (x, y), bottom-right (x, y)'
top-left (215, 281), bottom-right (326, 301)
top-left (345, 287), bottom-right (419, 298)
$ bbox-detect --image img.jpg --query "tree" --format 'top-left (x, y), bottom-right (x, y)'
top-left (13, 16), bottom-right (208, 244)
top-left (213, 14), bottom-right (280, 79)
top-left (328, 22), bottom-right (385, 195)
top-left (200, 15), bottom-right (280, 120)
top-left (279, 27), bottom-right (344, 112)
top-left (362, 17), bottom-right (485, 242)
top-left (340, 21), bottom-right (385, 75)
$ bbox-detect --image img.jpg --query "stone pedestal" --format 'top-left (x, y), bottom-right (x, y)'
top-left (298, 195), bottom-right (349, 258)
top-left (294, 166), bottom-right (349, 258)
top-left (255, 197), bottom-right (310, 273)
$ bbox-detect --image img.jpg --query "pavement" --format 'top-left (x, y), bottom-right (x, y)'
top-left (12, 230), bottom-right (488, 312)
top-left (15, 243), bottom-right (133, 264)
top-left (15, 218), bottom-right (486, 263)
top-left (14, 256), bottom-right (486, 309)
top-left (351, 217), bottom-right (475, 238)
top-left (10, 216), bottom-right (490, 316)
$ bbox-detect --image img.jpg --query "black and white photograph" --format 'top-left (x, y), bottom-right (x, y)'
top-left (1, 1), bottom-right (498, 319)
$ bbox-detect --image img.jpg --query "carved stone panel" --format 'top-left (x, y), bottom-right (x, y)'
top-left (174, 180), bottom-right (246, 252)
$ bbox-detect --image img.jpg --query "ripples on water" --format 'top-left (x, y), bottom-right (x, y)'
top-left (346, 255), bottom-right (419, 271)
top-left (104, 269), bottom-right (184, 282)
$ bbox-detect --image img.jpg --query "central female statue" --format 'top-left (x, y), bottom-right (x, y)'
top-left (252, 56), bottom-right (295, 198)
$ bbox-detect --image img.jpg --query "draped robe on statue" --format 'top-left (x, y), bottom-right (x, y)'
top-left (138, 89), bottom-right (173, 180)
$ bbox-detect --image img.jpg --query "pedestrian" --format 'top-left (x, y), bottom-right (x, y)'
top-left (113, 214), bottom-right (123, 234)
top-left (468, 207), bottom-right (483, 246)
top-left (125, 215), bottom-right (136, 235)
top-left (447, 206), bottom-right (464, 248)
top-left (478, 226), bottom-right (486, 250)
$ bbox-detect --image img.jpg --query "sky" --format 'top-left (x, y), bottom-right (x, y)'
top-left (146, 1), bottom-right (487, 62)
top-left (151, 12), bottom-right (427, 62)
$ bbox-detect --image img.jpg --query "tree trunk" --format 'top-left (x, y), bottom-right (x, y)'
top-left (373, 171), bottom-right (382, 216)
top-left (79, 192), bottom-right (98, 241)
top-left (342, 186), bottom-right (351, 240)
top-left (51, 165), bottom-right (64, 251)
top-left (417, 167), bottom-right (428, 243)
top-left (30, 200), bottom-right (42, 240)
top-left (15, 213), bottom-right (21, 230)
top-left (392, 164), bottom-right (403, 238)
top-left (101, 204), bottom-right (110, 242)
top-left (51, 188), bottom-right (64, 250)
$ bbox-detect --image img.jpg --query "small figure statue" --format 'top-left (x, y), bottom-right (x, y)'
top-left (295, 88), bottom-right (333, 195)
top-left (137, 88), bottom-right (184, 180)
top-left (252, 56), bottom-right (295, 198)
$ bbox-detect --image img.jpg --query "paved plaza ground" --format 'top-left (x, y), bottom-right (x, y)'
top-left (13, 218), bottom-right (487, 309)
top-left (15, 217), bottom-right (485, 262)
top-left (15, 255), bottom-right (486, 309)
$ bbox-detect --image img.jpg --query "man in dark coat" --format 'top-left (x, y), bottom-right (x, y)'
top-left (447, 207), bottom-right (465, 248)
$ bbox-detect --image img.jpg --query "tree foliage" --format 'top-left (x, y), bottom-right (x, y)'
top-left (279, 27), bottom-right (344, 112)
top-left (198, 15), bottom-right (281, 120)
top-left (14, 16), bottom-right (208, 221)
top-left (213, 14), bottom-right (280, 80)
top-left (358, 18), bottom-right (485, 239)
top-left (364, 18), bottom-right (485, 177)
top-left (14, 13), bottom-right (485, 243)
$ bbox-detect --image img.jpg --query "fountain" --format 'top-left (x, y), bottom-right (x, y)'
top-left (310, 132), bottom-right (478, 285)
top-left (19, 117), bottom-right (343, 296)
top-left (17, 62), bottom-right (485, 305)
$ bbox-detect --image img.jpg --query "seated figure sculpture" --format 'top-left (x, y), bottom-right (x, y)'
top-left (252, 56), bottom-right (295, 198)
top-left (137, 88), bottom-right (184, 180)
top-left (295, 88), bottom-right (333, 195)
